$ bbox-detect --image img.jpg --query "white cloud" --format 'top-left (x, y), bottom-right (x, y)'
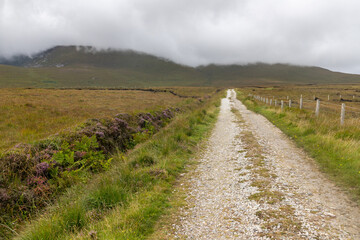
top-left (1, 0), bottom-right (360, 73)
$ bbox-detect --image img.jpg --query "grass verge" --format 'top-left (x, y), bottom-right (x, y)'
top-left (14, 93), bottom-right (221, 240)
top-left (236, 90), bottom-right (360, 204)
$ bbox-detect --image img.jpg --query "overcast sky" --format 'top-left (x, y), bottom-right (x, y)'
top-left (1, 0), bottom-right (360, 73)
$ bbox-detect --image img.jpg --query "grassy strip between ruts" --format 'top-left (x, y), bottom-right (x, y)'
top-left (15, 92), bottom-right (221, 240)
top-left (236, 90), bottom-right (360, 204)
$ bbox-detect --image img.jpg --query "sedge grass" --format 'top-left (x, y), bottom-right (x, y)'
top-left (14, 92), bottom-right (221, 240)
top-left (237, 90), bottom-right (360, 203)
top-left (0, 88), bottom-right (217, 151)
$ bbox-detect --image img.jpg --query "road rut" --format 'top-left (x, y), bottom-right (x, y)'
top-left (170, 89), bottom-right (360, 239)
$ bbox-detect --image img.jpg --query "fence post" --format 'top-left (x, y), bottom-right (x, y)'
top-left (289, 99), bottom-right (292, 108)
top-left (300, 95), bottom-right (303, 109)
top-left (281, 100), bottom-right (284, 111)
top-left (275, 100), bottom-right (277, 107)
top-left (328, 95), bottom-right (330, 101)
top-left (340, 103), bottom-right (345, 126)
top-left (315, 99), bottom-right (320, 117)
top-left (270, 99), bottom-right (272, 106)
top-left (287, 96), bottom-right (289, 100)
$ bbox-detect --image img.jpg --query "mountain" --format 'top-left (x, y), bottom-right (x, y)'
top-left (197, 63), bottom-right (360, 85)
top-left (0, 45), bottom-right (359, 87)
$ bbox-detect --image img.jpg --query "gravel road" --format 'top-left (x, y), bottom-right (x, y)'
top-left (170, 89), bottom-right (360, 239)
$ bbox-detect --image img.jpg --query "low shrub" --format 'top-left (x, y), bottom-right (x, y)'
top-left (0, 108), bottom-right (178, 236)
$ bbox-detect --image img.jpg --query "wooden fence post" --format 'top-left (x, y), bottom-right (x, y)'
top-left (275, 100), bottom-right (277, 107)
top-left (270, 99), bottom-right (272, 106)
top-left (315, 99), bottom-right (320, 117)
top-left (281, 100), bottom-right (284, 111)
top-left (328, 95), bottom-right (330, 101)
top-left (289, 99), bottom-right (292, 108)
top-left (300, 95), bottom-right (303, 109)
top-left (340, 103), bottom-right (345, 126)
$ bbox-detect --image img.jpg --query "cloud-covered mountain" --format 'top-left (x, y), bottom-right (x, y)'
top-left (1, 46), bottom-right (360, 88)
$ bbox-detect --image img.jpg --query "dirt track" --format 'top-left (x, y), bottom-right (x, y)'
top-left (170, 89), bottom-right (360, 239)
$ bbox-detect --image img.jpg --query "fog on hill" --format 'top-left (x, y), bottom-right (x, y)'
top-left (1, 1), bottom-right (360, 73)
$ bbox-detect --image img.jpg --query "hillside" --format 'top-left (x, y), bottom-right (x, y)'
top-left (1, 46), bottom-right (360, 87)
top-left (197, 63), bottom-right (360, 85)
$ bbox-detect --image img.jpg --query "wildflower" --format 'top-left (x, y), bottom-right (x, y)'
top-left (35, 162), bottom-right (50, 176)
top-left (114, 118), bottom-right (128, 128)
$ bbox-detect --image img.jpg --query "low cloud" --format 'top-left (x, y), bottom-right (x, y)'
top-left (1, 0), bottom-right (360, 73)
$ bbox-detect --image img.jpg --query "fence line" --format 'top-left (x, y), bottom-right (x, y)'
top-left (248, 93), bottom-right (360, 126)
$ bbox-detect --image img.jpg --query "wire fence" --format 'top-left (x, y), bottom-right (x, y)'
top-left (249, 94), bottom-right (360, 126)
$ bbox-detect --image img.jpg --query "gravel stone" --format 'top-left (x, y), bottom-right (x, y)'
top-left (170, 89), bottom-right (360, 239)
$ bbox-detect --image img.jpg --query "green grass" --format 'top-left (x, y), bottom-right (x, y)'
top-left (14, 93), bottom-right (220, 240)
top-left (2, 46), bottom-right (360, 88)
top-left (237, 90), bottom-right (360, 203)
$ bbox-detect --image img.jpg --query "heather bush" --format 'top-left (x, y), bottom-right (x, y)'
top-left (0, 108), bottom-right (176, 237)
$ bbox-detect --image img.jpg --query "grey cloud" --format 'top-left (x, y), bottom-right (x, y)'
top-left (1, 0), bottom-right (360, 73)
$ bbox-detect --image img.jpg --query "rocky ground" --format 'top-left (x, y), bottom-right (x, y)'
top-left (167, 89), bottom-right (360, 239)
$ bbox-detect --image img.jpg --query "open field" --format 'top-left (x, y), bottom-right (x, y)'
top-left (0, 87), bottom-right (217, 151)
top-left (246, 84), bottom-right (360, 111)
top-left (2, 63), bottom-right (360, 88)
top-left (237, 85), bottom-right (360, 202)
top-left (0, 87), bottom-right (221, 239)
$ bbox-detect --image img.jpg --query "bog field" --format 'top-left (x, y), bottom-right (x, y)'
top-left (0, 87), bottom-right (215, 150)
top-left (238, 84), bottom-right (360, 202)
top-left (0, 87), bottom-right (221, 239)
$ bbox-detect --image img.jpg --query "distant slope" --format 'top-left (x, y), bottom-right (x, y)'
top-left (0, 46), bottom-right (207, 87)
top-left (0, 46), bottom-right (360, 87)
top-left (197, 63), bottom-right (360, 85)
